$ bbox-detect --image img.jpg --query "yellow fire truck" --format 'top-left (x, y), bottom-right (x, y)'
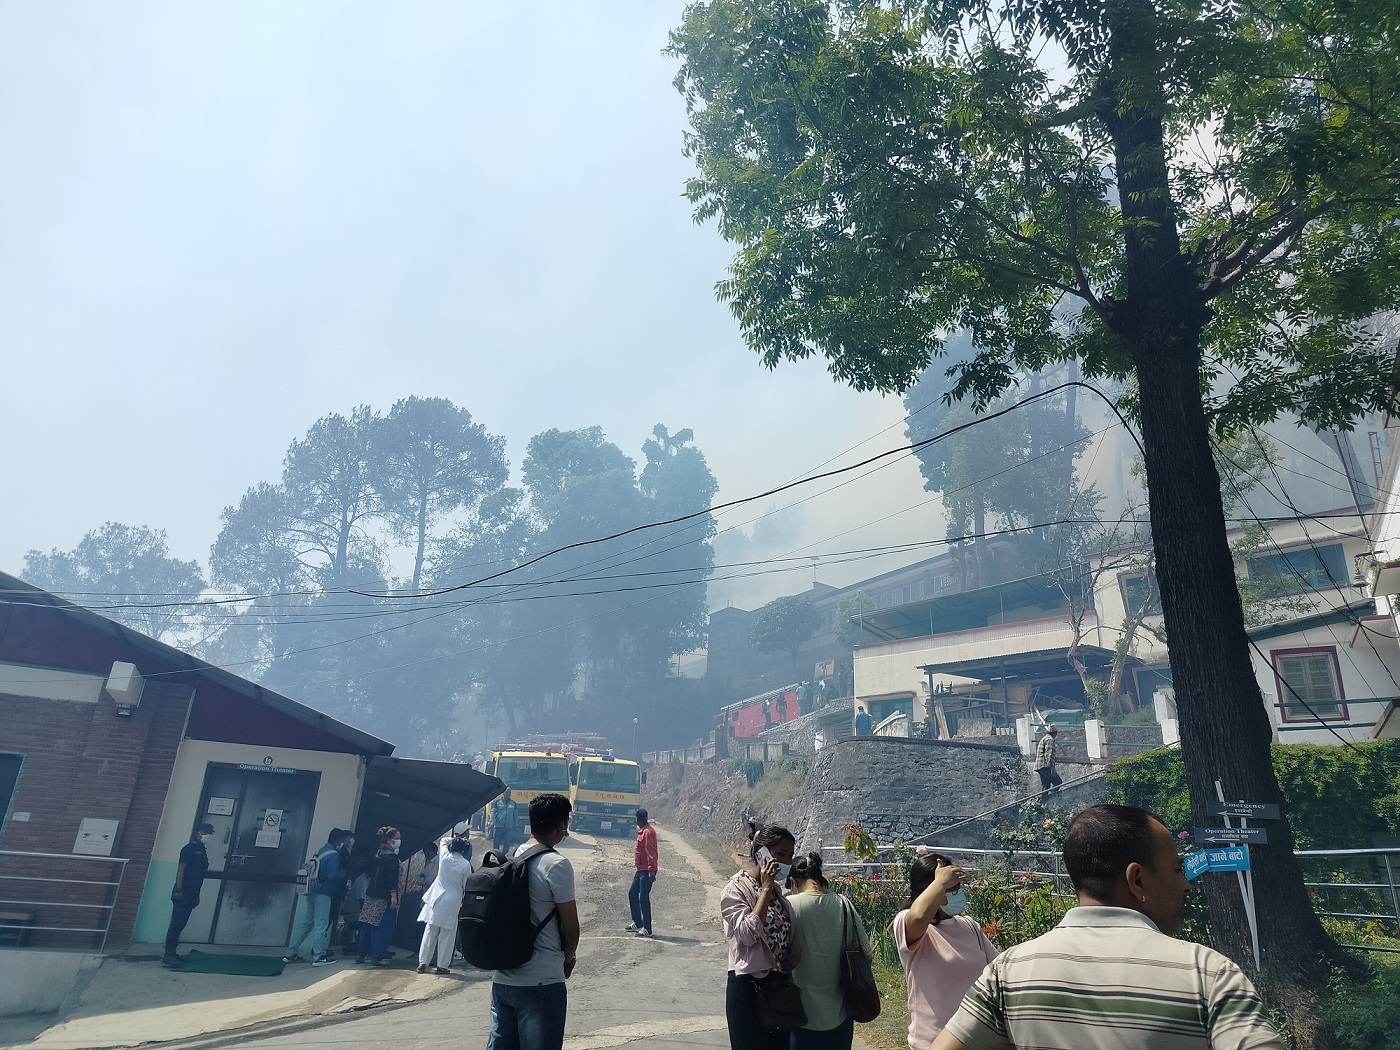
top-left (567, 753), bottom-right (644, 835)
top-left (483, 748), bottom-right (571, 839)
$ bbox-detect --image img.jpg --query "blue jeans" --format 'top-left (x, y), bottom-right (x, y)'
top-left (286, 893), bottom-right (332, 958)
top-left (487, 982), bottom-right (567, 1050)
top-left (628, 870), bottom-right (655, 932)
top-left (357, 906), bottom-right (397, 961)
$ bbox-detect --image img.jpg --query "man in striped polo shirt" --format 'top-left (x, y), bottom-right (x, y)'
top-left (932, 804), bottom-right (1282, 1050)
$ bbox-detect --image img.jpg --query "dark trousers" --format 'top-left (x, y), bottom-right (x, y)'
top-left (726, 971), bottom-right (788, 1050)
top-left (357, 906), bottom-right (397, 961)
top-left (487, 981), bottom-right (567, 1050)
top-left (790, 1018), bottom-right (854, 1050)
top-left (164, 900), bottom-right (196, 955)
top-left (628, 870), bottom-right (656, 932)
top-left (1037, 767), bottom-right (1063, 790)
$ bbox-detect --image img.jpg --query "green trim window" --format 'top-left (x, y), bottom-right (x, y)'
top-left (1272, 648), bottom-right (1347, 722)
top-left (1247, 543), bottom-right (1346, 595)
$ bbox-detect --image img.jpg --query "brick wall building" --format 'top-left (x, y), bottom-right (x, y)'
top-left (0, 572), bottom-right (396, 952)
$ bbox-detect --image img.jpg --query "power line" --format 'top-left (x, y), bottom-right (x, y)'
top-left (350, 382), bottom-right (1144, 601)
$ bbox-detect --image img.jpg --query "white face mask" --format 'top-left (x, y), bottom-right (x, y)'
top-left (390, 841), bottom-right (401, 853)
top-left (943, 889), bottom-right (968, 916)
top-left (775, 863), bottom-right (792, 883)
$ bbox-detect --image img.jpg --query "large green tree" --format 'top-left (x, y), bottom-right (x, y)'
top-left (750, 593), bottom-right (821, 675)
top-left (373, 396), bottom-right (508, 593)
top-left (23, 523), bottom-right (206, 642)
top-left (670, 0), bottom-right (1400, 1034)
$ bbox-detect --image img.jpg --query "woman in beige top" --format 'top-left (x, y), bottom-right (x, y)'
top-left (891, 852), bottom-right (998, 1050)
top-left (786, 851), bottom-right (871, 1050)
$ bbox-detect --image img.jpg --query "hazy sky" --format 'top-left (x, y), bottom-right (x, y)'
top-left (0, 1), bottom-right (946, 606)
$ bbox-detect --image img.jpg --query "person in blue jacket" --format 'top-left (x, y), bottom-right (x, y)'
top-left (284, 828), bottom-right (349, 966)
top-left (162, 822), bottom-right (214, 967)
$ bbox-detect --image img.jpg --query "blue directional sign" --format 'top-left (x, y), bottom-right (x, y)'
top-left (1185, 851), bottom-right (1212, 880)
top-left (1204, 846), bottom-right (1250, 872)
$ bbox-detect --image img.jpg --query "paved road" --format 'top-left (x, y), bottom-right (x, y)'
top-left (226, 826), bottom-right (732, 1050)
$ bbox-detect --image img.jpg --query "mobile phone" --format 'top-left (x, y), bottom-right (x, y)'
top-left (756, 846), bottom-right (775, 866)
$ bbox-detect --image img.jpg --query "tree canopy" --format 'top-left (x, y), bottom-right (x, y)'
top-left (23, 523), bottom-right (206, 642)
top-left (670, 0), bottom-right (1400, 1031)
top-left (750, 593), bottom-right (821, 674)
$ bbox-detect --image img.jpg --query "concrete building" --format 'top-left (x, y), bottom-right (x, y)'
top-left (706, 537), bottom-right (1035, 702)
top-left (849, 511), bottom-right (1398, 745)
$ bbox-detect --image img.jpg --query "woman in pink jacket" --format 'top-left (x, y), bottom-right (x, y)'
top-left (720, 821), bottom-right (797, 1050)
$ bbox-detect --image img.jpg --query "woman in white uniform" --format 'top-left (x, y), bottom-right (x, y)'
top-left (417, 822), bottom-right (474, 974)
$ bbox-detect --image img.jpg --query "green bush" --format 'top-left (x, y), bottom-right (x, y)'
top-left (1324, 960), bottom-right (1400, 1050)
top-left (1107, 741), bottom-right (1400, 849)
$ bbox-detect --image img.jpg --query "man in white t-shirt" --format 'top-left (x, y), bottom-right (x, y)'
top-left (488, 792), bottom-right (579, 1050)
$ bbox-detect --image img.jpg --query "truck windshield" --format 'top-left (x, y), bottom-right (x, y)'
top-left (497, 757), bottom-right (569, 790)
top-left (579, 762), bottom-right (640, 792)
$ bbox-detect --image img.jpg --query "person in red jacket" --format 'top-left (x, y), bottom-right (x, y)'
top-left (627, 808), bottom-right (659, 937)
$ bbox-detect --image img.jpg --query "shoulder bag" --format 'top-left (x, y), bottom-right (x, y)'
top-left (751, 969), bottom-right (807, 1032)
top-left (838, 895), bottom-right (881, 1023)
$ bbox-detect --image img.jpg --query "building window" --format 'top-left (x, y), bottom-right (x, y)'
top-left (1272, 648), bottom-right (1347, 722)
top-left (1120, 572), bottom-right (1162, 617)
top-left (0, 753), bottom-right (21, 825)
top-left (1247, 543), bottom-right (1347, 594)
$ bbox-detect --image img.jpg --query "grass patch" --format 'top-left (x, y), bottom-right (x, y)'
top-left (688, 831), bottom-right (743, 881)
top-left (747, 757), bottom-right (808, 813)
top-left (859, 952), bottom-right (910, 1050)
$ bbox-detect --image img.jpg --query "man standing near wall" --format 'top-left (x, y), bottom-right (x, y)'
top-left (854, 705), bottom-right (873, 737)
top-left (1033, 724), bottom-right (1061, 792)
top-left (162, 822), bottom-right (214, 967)
top-left (626, 809), bottom-right (658, 937)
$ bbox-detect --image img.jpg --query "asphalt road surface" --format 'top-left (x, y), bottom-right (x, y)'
top-left (225, 826), bottom-right (734, 1050)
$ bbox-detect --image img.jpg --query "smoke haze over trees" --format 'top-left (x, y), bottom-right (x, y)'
top-left (19, 399), bottom-right (724, 759)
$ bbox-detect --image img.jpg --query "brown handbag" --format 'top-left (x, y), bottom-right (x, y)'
top-left (838, 896), bottom-right (881, 1023)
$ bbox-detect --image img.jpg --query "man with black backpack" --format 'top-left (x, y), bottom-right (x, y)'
top-left (461, 793), bottom-right (579, 1050)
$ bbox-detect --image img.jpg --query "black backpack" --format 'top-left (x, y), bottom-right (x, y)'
top-left (458, 844), bottom-right (558, 970)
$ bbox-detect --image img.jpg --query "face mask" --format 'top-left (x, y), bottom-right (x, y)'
top-left (390, 841), bottom-right (401, 853)
top-left (198, 835), bottom-right (209, 844)
top-left (775, 863), bottom-right (792, 883)
top-left (943, 889), bottom-right (968, 916)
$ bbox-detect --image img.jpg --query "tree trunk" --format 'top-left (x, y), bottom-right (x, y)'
top-left (1102, 8), bottom-right (1354, 1039)
top-left (413, 491), bottom-right (429, 593)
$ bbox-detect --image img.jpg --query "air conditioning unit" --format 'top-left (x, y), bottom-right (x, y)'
top-left (107, 662), bottom-right (145, 715)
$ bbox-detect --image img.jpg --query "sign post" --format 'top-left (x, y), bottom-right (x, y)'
top-left (1204, 778), bottom-right (1282, 974)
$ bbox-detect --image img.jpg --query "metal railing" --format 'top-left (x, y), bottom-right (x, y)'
top-left (0, 850), bottom-right (130, 952)
top-left (820, 842), bottom-right (1400, 952)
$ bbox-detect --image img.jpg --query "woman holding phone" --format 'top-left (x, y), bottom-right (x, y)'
top-left (720, 821), bottom-right (798, 1050)
top-left (892, 851), bottom-right (998, 1050)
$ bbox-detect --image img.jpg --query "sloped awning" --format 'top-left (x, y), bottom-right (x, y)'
top-left (918, 644), bottom-right (1134, 683)
top-left (354, 756), bottom-right (504, 852)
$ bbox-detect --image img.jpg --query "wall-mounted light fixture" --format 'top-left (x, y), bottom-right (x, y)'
top-left (107, 661), bottom-right (144, 717)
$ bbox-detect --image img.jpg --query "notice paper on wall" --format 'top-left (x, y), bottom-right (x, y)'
top-left (255, 828), bottom-right (282, 848)
top-left (206, 797), bottom-right (235, 816)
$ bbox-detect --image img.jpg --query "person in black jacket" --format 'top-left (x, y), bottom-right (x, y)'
top-left (162, 822), bottom-right (215, 967)
top-left (356, 826), bottom-right (402, 965)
